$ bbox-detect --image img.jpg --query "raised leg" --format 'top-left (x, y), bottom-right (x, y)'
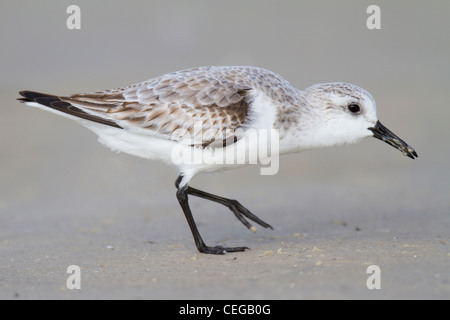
top-left (175, 176), bottom-right (273, 231)
top-left (176, 181), bottom-right (250, 254)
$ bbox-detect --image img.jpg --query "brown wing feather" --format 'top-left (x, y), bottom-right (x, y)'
top-left (18, 91), bottom-right (122, 129)
top-left (64, 67), bottom-right (253, 147)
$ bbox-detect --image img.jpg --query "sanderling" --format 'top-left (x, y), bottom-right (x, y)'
top-left (18, 66), bottom-right (417, 254)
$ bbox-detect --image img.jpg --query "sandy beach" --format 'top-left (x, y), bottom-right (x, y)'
top-left (0, 1), bottom-right (448, 299)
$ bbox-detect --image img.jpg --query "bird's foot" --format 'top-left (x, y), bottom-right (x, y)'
top-left (199, 245), bottom-right (250, 255)
top-left (227, 200), bottom-right (273, 230)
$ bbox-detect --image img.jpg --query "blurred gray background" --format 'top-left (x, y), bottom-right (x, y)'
top-left (0, 0), bottom-right (448, 299)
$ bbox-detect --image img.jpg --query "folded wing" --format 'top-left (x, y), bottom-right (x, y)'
top-left (21, 67), bottom-right (254, 148)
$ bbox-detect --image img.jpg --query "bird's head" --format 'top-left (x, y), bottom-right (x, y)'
top-left (303, 82), bottom-right (417, 159)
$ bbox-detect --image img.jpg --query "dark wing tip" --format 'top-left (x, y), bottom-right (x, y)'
top-left (18, 90), bottom-right (31, 99)
top-left (18, 91), bottom-right (33, 102)
top-left (17, 90), bottom-right (123, 129)
top-left (18, 90), bottom-right (59, 102)
top-left (18, 91), bottom-right (28, 100)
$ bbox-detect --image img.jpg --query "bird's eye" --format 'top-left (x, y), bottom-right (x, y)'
top-left (348, 104), bottom-right (361, 114)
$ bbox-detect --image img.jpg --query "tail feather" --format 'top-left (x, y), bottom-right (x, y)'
top-left (18, 91), bottom-right (123, 129)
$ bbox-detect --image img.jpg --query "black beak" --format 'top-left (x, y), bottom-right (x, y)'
top-left (368, 121), bottom-right (418, 159)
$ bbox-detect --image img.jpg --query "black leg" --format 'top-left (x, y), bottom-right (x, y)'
top-left (188, 187), bottom-right (273, 230)
top-left (175, 176), bottom-right (250, 254)
top-left (175, 176), bottom-right (273, 231)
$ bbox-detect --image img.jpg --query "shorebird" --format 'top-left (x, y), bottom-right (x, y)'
top-left (18, 66), bottom-right (417, 254)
